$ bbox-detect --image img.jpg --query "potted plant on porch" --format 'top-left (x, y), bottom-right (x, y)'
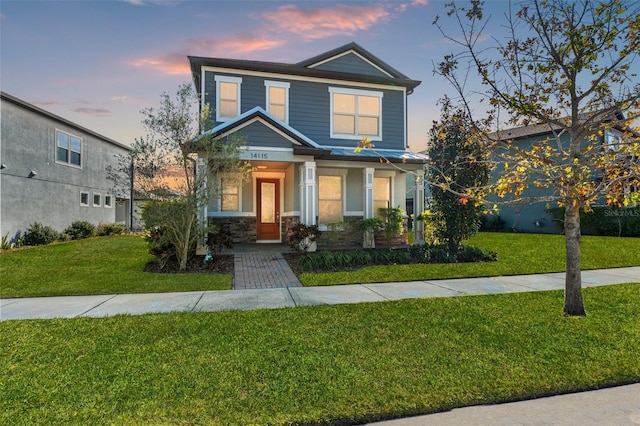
top-left (358, 217), bottom-right (383, 249)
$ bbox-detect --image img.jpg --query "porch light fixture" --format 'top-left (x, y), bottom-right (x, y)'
top-left (0, 163), bottom-right (6, 170)
top-left (256, 165), bottom-right (268, 169)
top-left (28, 170), bottom-right (38, 178)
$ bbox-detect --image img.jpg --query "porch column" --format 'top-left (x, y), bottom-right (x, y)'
top-left (413, 170), bottom-right (425, 245)
top-left (363, 167), bottom-right (375, 218)
top-left (196, 158), bottom-right (208, 253)
top-left (299, 161), bottom-right (317, 225)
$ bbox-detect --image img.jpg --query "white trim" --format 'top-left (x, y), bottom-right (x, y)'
top-left (54, 128), bottom-right (83, 169)
top-left (328, 87), bottom-right (383, 141)
top-left (80, 191), bottom-right (90, 207)
top-left (206, 106), bottom-right (321, 148)
top-left (92, 192), bottom-right (102, 207)
top-left (201, 66), bottom-right (408, 93)
top-left (345, 210), bottom-right (365, 216)
top-left (214, 75), bottom-right (242, 121)
top-left (264, 80), bottom-right (290, 124)
top-left (306, 50), bottom-right (395, 78)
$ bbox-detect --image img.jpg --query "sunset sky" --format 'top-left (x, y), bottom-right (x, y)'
top-left (1, 1), bottom-right (638, 152)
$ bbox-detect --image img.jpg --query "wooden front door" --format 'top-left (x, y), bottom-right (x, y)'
top-left (257, 178), bottom-right (280, 241)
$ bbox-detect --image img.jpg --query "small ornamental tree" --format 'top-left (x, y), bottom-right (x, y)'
top-left (108, 83), bottom-right (250, 271)
top-left (427, 97), bottom-right (491, 251)
top-left (434, 0), bottom-right (640, 315)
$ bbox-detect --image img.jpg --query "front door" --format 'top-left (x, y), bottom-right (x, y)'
top-left (257, 178), bottom-right (280, 241)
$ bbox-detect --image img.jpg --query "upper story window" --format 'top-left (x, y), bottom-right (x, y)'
top-left (604, 129), bottom-right (622, 152)
top-left (329, 87), bottom-right (383, 140)
top-left (56, 129), bottom-right (82, 167)
top-left (215, 75), bottom-right (242, 121)
top-left (265, 81), bottom-right (290, 123)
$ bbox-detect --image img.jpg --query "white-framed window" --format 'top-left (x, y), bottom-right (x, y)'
top-left (604, 129), bottom-right (622, 152)
top-left (104, 194), bottom-right (113, 208)
top-left (56, 129), bottom-right (82, 167)
top-left (220, 176), bottom-right (242, 212)
top-left (374, 176), bottom-right (391, 217)
top-left (93, 193), bottom-right (102, 207)
top-left (80, 192), bottom-right (90, 206)
top-left (318, 172), bottom-right (345, 225)
top-left (265, 80), bottom-right (290, 123)
top-left (215, 75), bottom-right (242, 121)
top-left (329, 87), bottom-right (383, 140)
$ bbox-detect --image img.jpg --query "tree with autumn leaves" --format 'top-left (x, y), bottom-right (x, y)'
top-left (434, 0), bottom-right (640, 316)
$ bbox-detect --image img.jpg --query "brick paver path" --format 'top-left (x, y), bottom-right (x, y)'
top-left (231, 245), bottom-right (302, 289)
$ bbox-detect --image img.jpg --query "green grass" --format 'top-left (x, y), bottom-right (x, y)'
top-left (0, 235), bottom-right (231, 298)
top-left (2, 283), bottom-right (639, 425)
top-left (300, 232), bottom-right (640, 286)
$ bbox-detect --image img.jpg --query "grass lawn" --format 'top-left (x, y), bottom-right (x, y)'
top-left (2, 283), bottom-right (639, 425)
top-left (0, 235), bottom-right (232, 298)
top-left (300, 232), bottom-right (640, 286)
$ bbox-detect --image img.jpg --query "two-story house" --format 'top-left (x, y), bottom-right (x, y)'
top-left (0, 92), bottom-right (131, 241)
top-left (488, 114), bottom-right (635, 233)
top-left (188, 43), bottom-right (427, 244)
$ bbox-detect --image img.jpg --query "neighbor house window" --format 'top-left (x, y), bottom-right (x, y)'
top-left (604, 129), bottom-right (622, 152)
top-left (80, 192), bottom-right (89, 206)
top-left (215, 75), bottom-right (242, 121)
top-left (104, 194), bottom-right (112, 208)
top-left (329, 88), bottom-right (382, 140)
top-left (93, 193), bottom-right (102, 207)
top-left (374, 177), bottom-right (391, 216)
top-left (56, 130), bottom-right (82, 167)
top-left (265, 81), bottom-right (290, 123)
top-left (318, 175), bottom-right (343, 225)
top-left (220, 177), bottom-right (241, 212)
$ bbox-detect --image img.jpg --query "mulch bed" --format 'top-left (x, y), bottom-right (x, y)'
top-left (144, 254), bottom-right (234, 274)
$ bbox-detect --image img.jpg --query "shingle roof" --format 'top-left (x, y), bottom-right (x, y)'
top-left (188, 42), bottom-right (421, 93)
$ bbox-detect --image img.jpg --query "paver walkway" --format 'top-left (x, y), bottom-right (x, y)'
top-left (228, 244), bottom-right (302, 289)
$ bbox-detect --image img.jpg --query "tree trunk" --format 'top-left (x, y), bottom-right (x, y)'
top-left (563, 205), bottom-right (586, 316)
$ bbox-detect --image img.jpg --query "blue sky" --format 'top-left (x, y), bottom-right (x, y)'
top-left (2, 1), bottom-right (636, 152)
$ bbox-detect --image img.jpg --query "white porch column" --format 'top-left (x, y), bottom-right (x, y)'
top-left (413, 170), bottom-right (425, 245)
top-left (299, 161), bottom-right (317, 225)
top-left (363, 167), bottom-right (375, 218)
top-left (196, 158), bottom-right (208, 253)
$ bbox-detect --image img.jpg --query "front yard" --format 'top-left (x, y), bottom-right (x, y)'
top-left (2, 232), bottom-right (640, 298)
top-left (2, 283), bottom-right (639, 424)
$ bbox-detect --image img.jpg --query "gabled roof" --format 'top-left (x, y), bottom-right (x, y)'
top-left (198, 106), bottom-right (321, 148)
top-left (189, 42), bottom-right (421, 93)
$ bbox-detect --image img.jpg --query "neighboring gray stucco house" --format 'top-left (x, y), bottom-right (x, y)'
top-left (0, 92), bottom-right (131, 241)
top-left (188, 42), bottom-right (427, 244)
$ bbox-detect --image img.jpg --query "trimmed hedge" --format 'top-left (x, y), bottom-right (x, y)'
top-left (548, 206), bottom-right (640, 237)
top-left (297, 244), bottom-right (497, 272)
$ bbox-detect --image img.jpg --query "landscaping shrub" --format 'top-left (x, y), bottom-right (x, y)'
top-left (207, 225), bottom-right (233, 255)
top-left (297, 244), bottom-right (497, 272)
top-left (96, 222), bottom-right (127, 236)
top-left (287, 222), bottom-right (321, 252)
top-left (64, 221), bottom-right (96, 240)
top-left (480, 214), bottom-right (506, 232)
top-left (22, 222), bottom-right (61, 246)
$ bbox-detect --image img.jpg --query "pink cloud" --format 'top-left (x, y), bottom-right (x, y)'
top-left (261, 4), bottom-right (391, 40)
top-left (129, 53), bottom-right (190, 75)
top-left (184, 35), bottom-right (284, 57)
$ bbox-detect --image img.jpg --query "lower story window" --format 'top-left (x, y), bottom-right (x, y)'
top-left (221, 178), bottom-right (240, 211)
top-left (80, 192), bottom-right (89, 206)
top-left (374, 177), bottom-right (391, 216)
top-left (318, 175), bottom-right (342, 225)
top-left (104, 195), bottom-right (112, 208)
top-left (93, 193), bottom-right (102, 207)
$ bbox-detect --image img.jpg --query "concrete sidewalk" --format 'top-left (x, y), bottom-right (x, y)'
top-left (1, 266), bottom-right (638, 320)
top-left (368, 383), bottom-right (640, 425)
